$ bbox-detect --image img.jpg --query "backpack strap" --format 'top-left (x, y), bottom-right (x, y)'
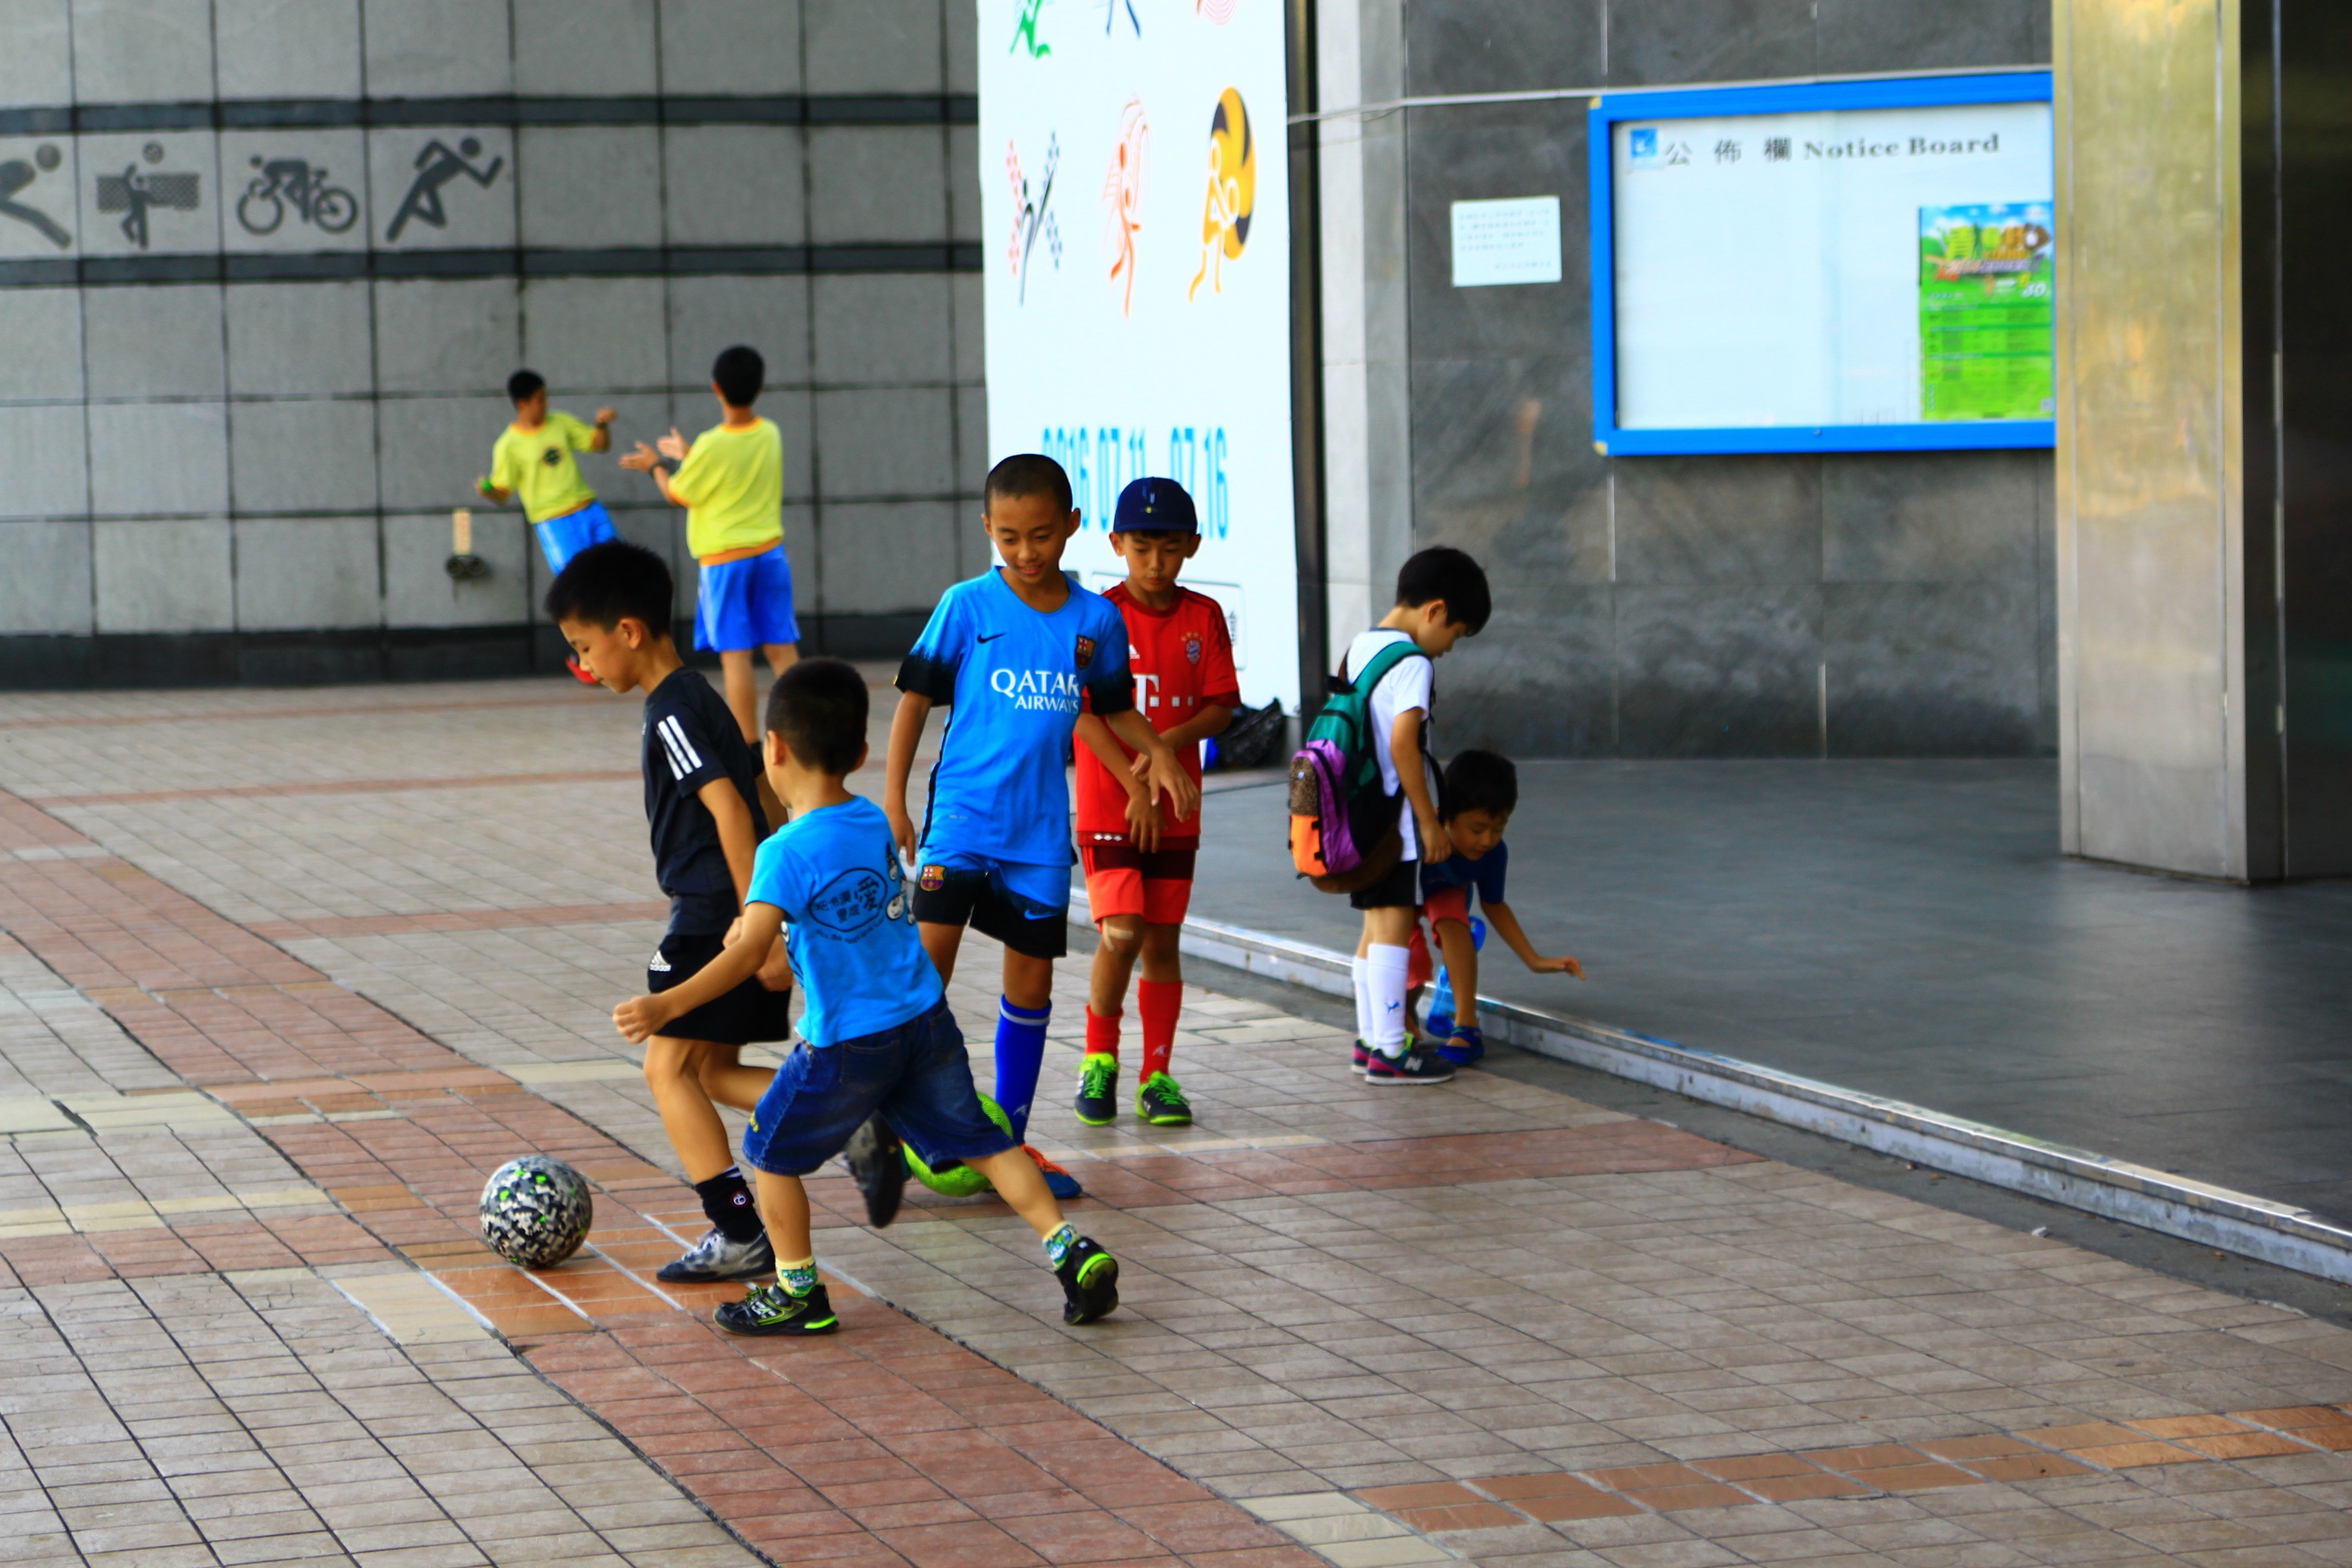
top-left (1338, 636), bottom-right (1430, 698)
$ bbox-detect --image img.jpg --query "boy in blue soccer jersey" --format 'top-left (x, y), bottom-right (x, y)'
top-left (882, 455), bottom-right (1198, 1198)
top-left (616, 660), bottom-right (1119, 1335)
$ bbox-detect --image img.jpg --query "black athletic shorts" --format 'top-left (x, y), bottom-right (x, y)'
top-left (1348, 854), bottom-right (1422, 911)
top-left (910, 866), bottom-right (1069, 960)
top-left (649, 930), bottom-right (797, 1045)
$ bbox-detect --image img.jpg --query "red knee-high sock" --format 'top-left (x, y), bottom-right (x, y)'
top-left (1137, 979), bottom-right (1180, 1081)
top-left (1084, 1006), bottom-right (1121, 1060)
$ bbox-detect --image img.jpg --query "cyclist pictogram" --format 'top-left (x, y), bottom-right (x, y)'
top-left (236, 156), bottom-right (359, 235)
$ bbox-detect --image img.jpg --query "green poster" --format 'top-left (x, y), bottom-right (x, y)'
top-left (1919, 202), bottom-right (2054, 421)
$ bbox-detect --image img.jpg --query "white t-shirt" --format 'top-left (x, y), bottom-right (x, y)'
top-left (1343, 627), bottom-right (1436, 862)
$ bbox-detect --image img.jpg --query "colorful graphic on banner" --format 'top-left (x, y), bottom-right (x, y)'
top-left (1187, 88), bottom-right (1254, 301)
top-left (981, 0), bottom-right (1298, 708)
top-left (1918, 201), bottom-right (2053, 420)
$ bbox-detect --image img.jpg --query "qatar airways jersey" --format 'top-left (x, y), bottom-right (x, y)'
top-left (898, 568), bottom-right (1133, 866)
top-left (1075, 583), bottom-right (1241, 849)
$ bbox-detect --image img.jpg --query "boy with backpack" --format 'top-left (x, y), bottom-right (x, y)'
top-left (1070, 478), bottom-right (1239, 1128)
top-left (1287, 547), bottom-right (1489, 1085)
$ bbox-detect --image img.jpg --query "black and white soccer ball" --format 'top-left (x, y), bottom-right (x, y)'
top-left (480, 1155), bottom-right (593, 1269)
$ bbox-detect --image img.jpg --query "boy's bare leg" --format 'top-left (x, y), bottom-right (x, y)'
top-left (919, 921), bottom-right (965, 986)
top-left (696, 1047), bottom-right (775, 1113)
top-left (967, 1147), bottom-right (1068, 1239)
top-left (1088, 915), bottom-right (1143, 1017)
top-left (753, 1169), bottom-right (813, 1264)
top-left (762, 642), bottom-right (798, 676)
top-left (1363, 905), bottom-right (1417, 947)
top-left (718, 648), bottom-right (790, 827)
top-left (1433, 917), bottom-right (1480, 1036)
top-left (1002, 949), bottom-right (1054, 1011)
top-left (644, 1036), bottom-right (742, 1183)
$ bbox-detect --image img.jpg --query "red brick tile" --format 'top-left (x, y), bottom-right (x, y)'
top-left (1588, 1462), bottom-right (1710, 1492)
top-left (1960, 1454), bottom-right (2094, 1482)
top-left (1620, 1483), bottom-right (1750, 1512)
top-left (1512, 1488), bottom-right (1644, 1522)
top-left (1354, 1482), bottom-right (1482, 1511)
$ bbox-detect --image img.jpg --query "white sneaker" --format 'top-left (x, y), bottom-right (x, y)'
top-left (656, 1227), bottom-right (774, 1282)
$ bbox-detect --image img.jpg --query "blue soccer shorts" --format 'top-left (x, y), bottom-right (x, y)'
top-left (695, 544), bottom-right (800, 653)
top-left (534, 499), bottom-right (618, 574)
top-left (740, 1000), bottom-right (1017, 1178)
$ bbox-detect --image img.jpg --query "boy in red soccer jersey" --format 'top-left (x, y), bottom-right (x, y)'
top-left (1069, 478), bottom-right (1238, 1128)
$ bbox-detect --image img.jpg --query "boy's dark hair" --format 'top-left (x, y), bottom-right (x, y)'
top-left (1441, 749), bottom-right (1517, 820)
top-left (764, 659), bottom-right (868, 775)
top-left (985, 453), bottom-right (1074, 516)
top-left (1396, 546), bottom-right (1491, 634)
top-left (507, 368), bottom-right (546, 404)
top-left (544, 540), bottom-right (672, 637)
top-left (712, 344), bottom-right (764, 406)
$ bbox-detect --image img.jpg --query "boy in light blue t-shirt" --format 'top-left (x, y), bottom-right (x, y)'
top-left (617, 659), bottom-right (1120, 1337)
top-left (881, 455), bottom-right (1196, 1197)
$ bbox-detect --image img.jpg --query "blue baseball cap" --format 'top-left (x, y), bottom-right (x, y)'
top-left (1110, 477), bottom-right (1198, 534)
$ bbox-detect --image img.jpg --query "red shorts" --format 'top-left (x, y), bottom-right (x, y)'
top-left (1080, 841), bottom-right (1196, 926)
top-left (1405, 886), bottom-right (1475, 990)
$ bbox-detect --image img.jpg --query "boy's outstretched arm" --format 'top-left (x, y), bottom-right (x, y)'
top-left (588, 407), bottom-right (617, 453)
top-left (474, 478), bottom-right (513, 504)
top-left (1391, 708), bottom-right (1450, 864)
top-left (883, 691), bottom-right (932, 861)
top-left (1105, 709), bottom-right (1200, 822)
top-left (616, 904), bottom-right (786, 1041)
top-left (619, 441), bottom-right (687, 506)
top-left (1485, 900), bottom-right (1582, 978)
top-left (1075, 713), bottom-right (1158, 853)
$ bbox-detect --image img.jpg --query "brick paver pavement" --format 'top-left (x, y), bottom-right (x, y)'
top-left (3, 676), bottom-right (2352, 1568)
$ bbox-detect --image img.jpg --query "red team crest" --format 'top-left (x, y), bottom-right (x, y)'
top-left (1074, 634), bottom-right (1096, 669)
top-left (1181, 632), bottom-right (1203, 665)
top-left (919, 864), bottom-right (946, 892)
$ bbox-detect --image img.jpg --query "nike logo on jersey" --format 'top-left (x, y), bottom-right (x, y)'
top-left (977, 632), bottom-right (1005, 643)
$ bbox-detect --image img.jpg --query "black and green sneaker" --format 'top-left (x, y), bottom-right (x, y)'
top-left (1055, 1237), bottom-right (1120, 1324)
top-left (1073, 1053), bottom-right (1119, 1126)
top-left (714, 1281), bottom-right (838, 1337)
top-left (1135, 1071), bottom-right (1192, 1127)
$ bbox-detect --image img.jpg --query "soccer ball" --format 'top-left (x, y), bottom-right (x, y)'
top-left (480, 1155), bottom-right (594, 1268)
top-left (904, 1094), bottom-right (1015, 1198)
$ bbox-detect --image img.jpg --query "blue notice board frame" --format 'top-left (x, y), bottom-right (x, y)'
top-left (1590, 71), bottom-right (2055, 456)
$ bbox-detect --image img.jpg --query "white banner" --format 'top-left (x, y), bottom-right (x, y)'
top-left (978, 0), bottom-right (1298, 710)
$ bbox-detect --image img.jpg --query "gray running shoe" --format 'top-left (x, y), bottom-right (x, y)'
top-left (656, 1226), bottom-right (774, 1282)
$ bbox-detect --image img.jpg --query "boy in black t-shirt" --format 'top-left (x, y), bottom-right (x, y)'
top-left (548, 540), bottom-right (794, 1283)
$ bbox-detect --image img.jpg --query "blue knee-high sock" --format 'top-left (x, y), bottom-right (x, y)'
top-left (994, 997), bottom-right (1052, 1141)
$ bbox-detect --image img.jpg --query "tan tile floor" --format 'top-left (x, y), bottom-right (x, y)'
top-left (4, 676), bottom-right (2352, 1568)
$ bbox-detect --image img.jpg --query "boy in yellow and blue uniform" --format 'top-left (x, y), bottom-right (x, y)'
top-left (623, 344), bottom-right (802, 767)
top-left (478, 369), bottom-right (619, 682)
top-left (615, 659), bottom-right (1120, 1337)
top-left (882, 455), bottom-right (1198, 1199)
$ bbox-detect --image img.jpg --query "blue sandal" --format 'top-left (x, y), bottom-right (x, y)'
top-left (1437, 1026), bottom-right (1484, 1065)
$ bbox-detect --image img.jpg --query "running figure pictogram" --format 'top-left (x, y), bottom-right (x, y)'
top-left (386, 137), bottom-right (503, 242)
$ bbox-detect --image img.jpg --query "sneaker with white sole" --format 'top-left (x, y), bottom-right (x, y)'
top-left (1351, 1039), bottom-right (1371, 1075)
top-left (656, 1226), bottom-right (774, 1282)
top-left (1364, 1047), bottom-right (1455, 1087)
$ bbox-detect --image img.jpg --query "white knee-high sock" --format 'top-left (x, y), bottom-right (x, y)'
top-left (1368, 943), bottom-right (1411, 1056)
top-left (1350, 955), bottom-right (1372, 1044)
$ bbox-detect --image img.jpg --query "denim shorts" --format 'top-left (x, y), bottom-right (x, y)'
top-left (740, 999), bottom-right (1017, 1178)
top-left (695, 544), bottom-right (800, 653)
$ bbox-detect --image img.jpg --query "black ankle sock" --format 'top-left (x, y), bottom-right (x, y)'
top-left (695, 1166), bottom-right (763, 1243)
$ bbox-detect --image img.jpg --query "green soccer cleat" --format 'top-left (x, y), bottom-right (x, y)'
top-left (1055, 1237), bottom-right (1120, 1324)
top-left (715, 1281), bottom-right (838, 1337)
top-left (1135, 1071), bottom-right (1192, 1127)
top-left (1073, 1054), bottom-right (1119, 1126)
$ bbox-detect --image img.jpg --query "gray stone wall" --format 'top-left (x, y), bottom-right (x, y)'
top-left (0, 0), bottom-right (983, 685)
top-left (1395, 0), bottom-right (2059, 757)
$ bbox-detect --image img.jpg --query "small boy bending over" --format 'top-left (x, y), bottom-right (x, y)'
top-left (884, 455), bottom-right (1197, 1196)
top-left (1071, 478), bottom-right (1237, 1128)
top-left (617, 660), bottom-right (1121, 1336)
top-left (549, 541), bottom-right (793, 1282)
top-left (476, 368), bottom-right (618, 683)
top-left (1408, 749), bottom-right (1583, 1063)
top-left (622, 344), bottom-right (800, 828)
top-left (1342, 546), bottom-right (1490, 1087)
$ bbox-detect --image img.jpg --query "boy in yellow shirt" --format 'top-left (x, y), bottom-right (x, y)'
top-left (476, 369), bottom-right (618, 683)
top-left (623, 345), bottom-right (801, 774)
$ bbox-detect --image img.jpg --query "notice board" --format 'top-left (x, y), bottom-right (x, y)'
top-left (1591, 72), bottom-right (2055, 455)
top-left (977, 0), bottom-right (1298, 708)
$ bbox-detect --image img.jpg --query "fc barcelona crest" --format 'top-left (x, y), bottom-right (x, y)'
top-left (919, 864), bottom-right (946, 892)
top-left (1074, 634), bottom-right (1096, 669)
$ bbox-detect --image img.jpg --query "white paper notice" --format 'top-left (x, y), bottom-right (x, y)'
top-left (1451, 196), bottom-right (1563, 287)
